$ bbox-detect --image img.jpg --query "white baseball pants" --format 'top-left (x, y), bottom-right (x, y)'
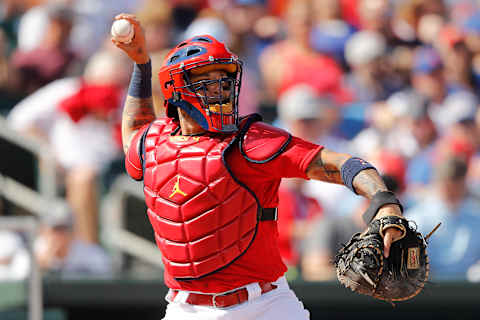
top-left (162, 276), bottom-right (310, 320)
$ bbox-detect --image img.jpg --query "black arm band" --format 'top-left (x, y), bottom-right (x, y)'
top-left (128, 60), bottom-right (152, 98)
top-left (340, 157), bottom-right (376, 194)
top-left (362, 191), bottom-right (403, 224)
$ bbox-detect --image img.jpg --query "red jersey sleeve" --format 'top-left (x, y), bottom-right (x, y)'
top-left (238, 134), bottom-right (322, 180)
top-left (125, 125), bottom-right (149, 181)
top-left (238, 121), bottom-right (323, 179)
top-left (227, 132), bottom-right (323, 208)
top-left (268, 135), bottom-right (323, 179)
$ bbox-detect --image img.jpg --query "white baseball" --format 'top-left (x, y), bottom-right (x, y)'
top-left (111, 19), bottom-right (134, 44)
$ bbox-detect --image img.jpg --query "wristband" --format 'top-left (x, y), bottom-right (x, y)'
top-left (340, 157), bottom-right (376, 194)
top-left (362, 191), bottom-right (403, 224)
top-left (128, 60), bottom-right (152, 98)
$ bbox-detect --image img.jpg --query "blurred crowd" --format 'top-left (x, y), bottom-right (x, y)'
top-left (2, 0), bottom-right (480, 283)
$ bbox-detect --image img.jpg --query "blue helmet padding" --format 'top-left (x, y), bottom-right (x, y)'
top-left (166, 46), bottom-right (207, 66)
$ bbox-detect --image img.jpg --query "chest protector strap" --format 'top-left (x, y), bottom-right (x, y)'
top-left (224, 114), bottom-right (279, 223)
top-left (223, 113), bottom-right (282, 221)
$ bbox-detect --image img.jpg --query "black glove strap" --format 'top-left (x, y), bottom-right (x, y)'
top-left (363, 191), bottom-right (403, 225)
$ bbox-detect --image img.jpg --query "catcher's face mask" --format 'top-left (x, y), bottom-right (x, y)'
top-left (158, 35), bottom-right (243, 133)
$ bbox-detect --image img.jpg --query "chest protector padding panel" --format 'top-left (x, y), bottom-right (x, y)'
top-left (142, 118), bottom-right (259, 279)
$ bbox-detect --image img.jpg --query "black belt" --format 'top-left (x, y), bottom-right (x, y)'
top-left (259, 207), bottom-right (278, 221)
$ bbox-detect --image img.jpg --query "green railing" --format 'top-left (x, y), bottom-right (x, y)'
top-left (0, 281), bottom-right (27, 310)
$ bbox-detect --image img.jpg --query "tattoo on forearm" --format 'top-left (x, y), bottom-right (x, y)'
top-left (307, 149), bottom-right (389, 197)
top-left (317, 157), bottom-right (341, 183)
top-left (124, 97), bottom-right (155, 129)
top-left (352, 170), bottom-right (388, 198)
top-left (122, 96), bottom-right (155, 153)
top-left (307, 150), bottom-right (344, 184)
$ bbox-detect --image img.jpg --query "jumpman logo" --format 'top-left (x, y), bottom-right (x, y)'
top-left (169, 176), bottom-right (188, 198)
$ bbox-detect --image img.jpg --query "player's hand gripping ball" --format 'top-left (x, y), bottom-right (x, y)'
top-left (111, 19), bottom-right (134, 44)
top-left (334, 216), bottom-right (440, 304)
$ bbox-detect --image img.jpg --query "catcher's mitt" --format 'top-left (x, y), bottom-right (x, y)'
top-left (334, 216), bottom-right (440, 303)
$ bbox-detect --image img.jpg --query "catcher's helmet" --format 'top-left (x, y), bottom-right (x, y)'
top-left (159, 35), bottom-right (243, 133)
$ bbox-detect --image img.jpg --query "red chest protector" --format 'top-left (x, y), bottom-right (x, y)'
top-left (139, 115), bottom-right (290, 280)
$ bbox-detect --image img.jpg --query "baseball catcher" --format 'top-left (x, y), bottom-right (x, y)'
top-left (335, 191), bottom-right (441, 303)
top-left (114, 12), bottom-right (410, 320)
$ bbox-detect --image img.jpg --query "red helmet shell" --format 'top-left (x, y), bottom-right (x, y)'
top-left (159, 35), bottom-right (243, 133)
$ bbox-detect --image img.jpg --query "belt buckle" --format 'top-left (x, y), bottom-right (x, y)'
top-left (212, 291), bottom-right (225, 309)
top-left (211, 288), bottom-right (239, 309)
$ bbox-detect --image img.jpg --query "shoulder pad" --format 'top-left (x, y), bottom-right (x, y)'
top-left (240, 122), bottom-right (292, 163)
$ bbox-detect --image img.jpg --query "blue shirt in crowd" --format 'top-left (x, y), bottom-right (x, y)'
top-left (405, 192), bottom-right (480, 280)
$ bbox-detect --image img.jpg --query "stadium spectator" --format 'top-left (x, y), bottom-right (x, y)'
top-left (435, 25), bottom-right (476, 93)
top-left (409, 46), bottom-right (444, 100)
top-left (392, 45), bottom-right (479, 134)
top-left (391, 0), bottom-right (446, 45)
top-left (343, 30), bottom-right (402, 104)
top-left (223, 0), bottom-right (272, 69)
top-left (11, 3), bottom-right (79, 95)
top-left (405, 156), bottom-right (480, 280)
top-left (7, 48), bottom-right (130, 244)
top-left (16, 0), bottom-right (142, 60)
top-left (222, 0), bottom-right (272, 117)
top-left (350, 90), bottom-right (434, 163)
top-left (357, 0), bottom-right (396, 43)
top-left (402, 93), bottom-right (439, 194)
top-left (467, 107), bottom-right (480, 197)
top-left (258, 0), bottom-right (347, 105)
top-left (0, 0), bottom-right (28, 52)
top-left (310, 0), bottom-right (356, 67)
top-left (417, 13), bottom-right (445, 46)
top-left (34, 204), bottom-right (112, 277)
top-left (301, 201), bottom-right (365, 281)
top-left (0, 29), bottom-right (23, 115)
top-left (136, 0), bottom-right (173, 54)
top-left (0, 230), bottom-right (30, 281)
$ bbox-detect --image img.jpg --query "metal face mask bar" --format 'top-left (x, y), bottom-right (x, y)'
top-left (187, 76), bottom-right (237, 132)
top-left (159, 40), bottom-right (244, 133)
top-left (170, 59), bottom-right (242, 132)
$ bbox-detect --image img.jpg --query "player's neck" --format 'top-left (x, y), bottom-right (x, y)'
top-left (177, 108), bottom-right (206, 136)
